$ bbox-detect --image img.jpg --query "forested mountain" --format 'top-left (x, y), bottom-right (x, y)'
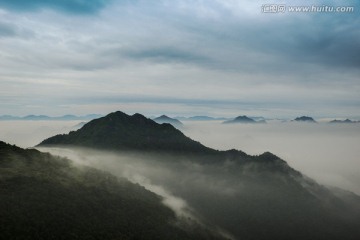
top-left (0, 141), bottom-right (225, 240)
top-left (37, 111), bottom-right (360, 240)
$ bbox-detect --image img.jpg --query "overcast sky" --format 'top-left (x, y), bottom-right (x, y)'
top-left (0, 0), bottom-right (359, 118)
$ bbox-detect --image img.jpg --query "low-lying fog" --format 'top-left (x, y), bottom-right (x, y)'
top-left (182, 121), bottom-right (360, 195)
top-left (0, 120), bottom-right (83, 148)
top-left (0, 120), bottom-right (359, 195)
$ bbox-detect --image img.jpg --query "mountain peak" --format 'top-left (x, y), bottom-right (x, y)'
top-left (39, 111), bottom-right (209, 154)
top-left (153, 115), bottom-right (183, 127)
top-left (293, 116), bottom-right (317, 123)
top-left (223, 115), bottom-right (256, 124)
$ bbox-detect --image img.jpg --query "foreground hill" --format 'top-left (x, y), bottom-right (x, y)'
top-left (37, 111), bottom-right (360, 240)
top-left (0, 141), bottom-right (225, 240)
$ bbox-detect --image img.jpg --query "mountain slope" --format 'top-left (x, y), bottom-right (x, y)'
top-left (0, 141), bottom-right (225, 240)
top-left (39, 111), bottom-right (213, 154)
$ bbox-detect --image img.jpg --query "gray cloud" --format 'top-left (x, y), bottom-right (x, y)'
top-left (0, 22), bottom-right (33, 38)
top-left (0, 0), bottom-right (113, 14)
top-left (172, 5), bottom-right (360, 71)
top-left (123, 47), bottom-right (212, 64)
top-left (0, 0), bottom-right (359, 117)
top-left (0, 22), bottom-right (16, 37)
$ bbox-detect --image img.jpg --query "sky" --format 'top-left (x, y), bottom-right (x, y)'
top-left (0, 0), bottom-right (359, 118)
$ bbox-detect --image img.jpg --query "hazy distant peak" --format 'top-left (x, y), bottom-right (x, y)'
top-left (223, 115), bottom-right (257, 124)
top-left (153, 115), bottom-right (183, 127)
top-left (234, 115), bottom-right (255, 121)
top-left (329, 119), bottom-right (357, 124)
top-left (154, 115), bottom-right (174, 120)
top-left (293, 116), bottom-right (317, 123)
top-left (0, 114), bottom-right (103, 121)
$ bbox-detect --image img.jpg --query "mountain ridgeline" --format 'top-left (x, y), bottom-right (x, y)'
top-left (39, 111), bottom-right (212, 154)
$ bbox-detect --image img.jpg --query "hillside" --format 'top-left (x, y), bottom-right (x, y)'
top-left (0, 141), bottom-right (225, 240)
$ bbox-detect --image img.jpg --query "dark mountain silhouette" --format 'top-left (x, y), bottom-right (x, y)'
top-left (39, 111), bottom-right (213, 154)
top-left (0, 141), bottom-right (225, 240)
top-left (153, 115), bottom-right (183, 128)
top-left (223, 115), bottom-right (260, 124)
top-left (293, 116), bottom-right (317, 123)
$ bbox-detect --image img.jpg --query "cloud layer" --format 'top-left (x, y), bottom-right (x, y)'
top-left (0, 0), bottom-right (359, 117)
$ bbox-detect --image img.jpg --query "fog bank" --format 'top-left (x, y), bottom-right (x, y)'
top-left (182, 121), bottom-right (360, 194)
top-left (0, 119), bottom-right (359, 194)
top-left (0, 121), bottom-right (83, 148)
top-left (36, 147), bottom-right (199, 221)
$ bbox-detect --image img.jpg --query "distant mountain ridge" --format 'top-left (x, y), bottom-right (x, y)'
top-left (0, 114), bottom-right (102, 121)
top-left (293, 116), bottom-right (317, 123)
top-left (329, 119), bottom-right (358, 124)
top-left (223, 115), bottom-right (265, 124)
top-left (186, 116), bottom-right (228, 121)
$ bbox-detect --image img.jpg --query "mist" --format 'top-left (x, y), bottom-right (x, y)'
top-left (36, 146), bottom-right (236, 239)
top-left (1, 119), bottom-right (359, 195)
top-left (0, 120), bottom-right (83, 148)
top-left (35, 142), bottom-right (360, 239)
top-left (182, 121), bottom-right (360, 195)
top-left (35, 147), bottom-right (195, 218)
top-left (2, 119), bottom-right (360, 239)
